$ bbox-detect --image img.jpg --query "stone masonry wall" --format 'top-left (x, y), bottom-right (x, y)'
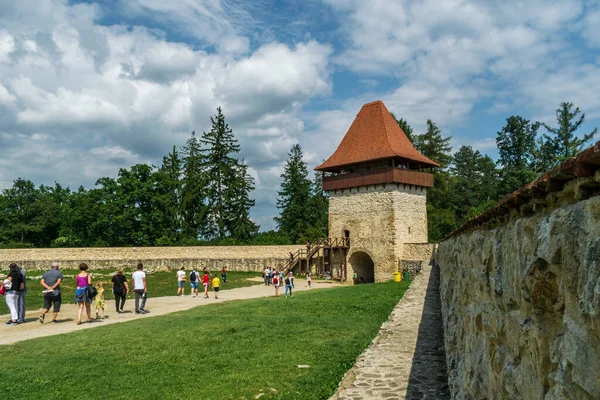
top-left (0, 245), bottom-right (303, 272)
top-left (329, 184), bottom-right (428, 282)
top-left (437, 193), bottom-right (600, 399)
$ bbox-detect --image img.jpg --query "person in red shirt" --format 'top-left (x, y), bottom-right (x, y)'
top-left (202, 271), bottom-right (210, 298)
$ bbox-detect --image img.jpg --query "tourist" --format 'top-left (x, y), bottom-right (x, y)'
top-left (3, 263), bottom-right (24, 326)
top-left (132, 263), bottom-right (148, 314)
top-left (17, 265), bottom-right (26, 323)
top-left (176, 267), bottom-right (186, 296)
top-left (95, 281), bottom-right (106, 320)
top-left (40, 261), bottom-right (63, 323)
top-left (289, 252), bottom-right (294, 263)
top-left (74, 263), bottom-right (92, 325)
top-left (273, 270), bottom-right (280, 297)
top-left (202, 270), bottom-right (210, 298)
top-left (189, 267), bottom-right (199, 298)
top-left (290, 271), bottom-right (295, 288)
top-left (263, 267), bottom-right (268, 286)
top-left (221, 266), bottom-right (227, 283)
top-left (111, 268), bottom-right (129, 313)
top-left (285, 272), bottom-right (293, 298)
top-left (266, 267), bottom-right (271, 286)
top-left (212, 274), bottom-right (221, 299)
top-left (306, 272), bottom-right (311, 288)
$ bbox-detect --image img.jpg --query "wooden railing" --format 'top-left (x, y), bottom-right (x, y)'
top-left (281, 237), bottom-right (349, 275)
top-left (323, 167), bottom-right (433, 191)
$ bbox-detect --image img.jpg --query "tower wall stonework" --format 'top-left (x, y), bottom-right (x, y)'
top-left (328, 183), bottom-right (428, 282)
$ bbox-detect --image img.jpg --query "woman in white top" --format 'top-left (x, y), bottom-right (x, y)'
top-left (176, 267), bottom-right (186, 296)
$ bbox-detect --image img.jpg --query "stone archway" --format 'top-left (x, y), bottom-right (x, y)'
top-left (349, 251), bottom-right (375, 283)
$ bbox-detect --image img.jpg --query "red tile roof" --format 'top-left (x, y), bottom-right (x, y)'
top-left (315, 100), bottom-right (439, 171)
top-left (444, 139), bottom-right (600, 240)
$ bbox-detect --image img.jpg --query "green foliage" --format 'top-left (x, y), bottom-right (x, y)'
top-left (275, 145), bottom-right (327, 243)
top-left (200, 107), bottom-right (258, 240)
top-left (419, 120), bottom-right (453, 168)
top-left (542, 102), bottom-right (597, 163)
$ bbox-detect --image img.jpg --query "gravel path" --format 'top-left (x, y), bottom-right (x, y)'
top-left (0, 279), bottom-right (337, 345)
top-left (330, 265), bottom-right (450, 400)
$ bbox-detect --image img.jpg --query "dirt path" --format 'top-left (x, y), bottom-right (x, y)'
top-left (0, 279), bottom-right (337, 345)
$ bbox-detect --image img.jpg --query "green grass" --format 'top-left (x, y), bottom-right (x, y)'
top-left (0, 269), bottom-right (261, 315)
top-left (0, 281), bottom-right (410, 400)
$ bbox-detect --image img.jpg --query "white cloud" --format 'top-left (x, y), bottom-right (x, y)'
top-left (0, 0), bottom-right (333, 232)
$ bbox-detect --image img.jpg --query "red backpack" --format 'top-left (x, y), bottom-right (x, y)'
top-left (273, 276), bottom-right (279, 285)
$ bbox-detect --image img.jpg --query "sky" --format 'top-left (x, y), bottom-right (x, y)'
top-left (0, 0), bottom-right (599, 231)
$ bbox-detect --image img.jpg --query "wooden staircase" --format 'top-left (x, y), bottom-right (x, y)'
top-left (282, 237), bottom-right (350, 280)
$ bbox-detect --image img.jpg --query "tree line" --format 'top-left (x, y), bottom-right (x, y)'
top-left (0, 108), bottom-right (327, 248)
top-left (0, 102), bottom-right (595, 248)
top-left (392, 102), bottom-right (597, 241)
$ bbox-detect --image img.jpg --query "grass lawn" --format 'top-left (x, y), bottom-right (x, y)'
top-left (0, 269), bottom-right (261, 315)
top-left (0, 281), bottom-right (410, 400)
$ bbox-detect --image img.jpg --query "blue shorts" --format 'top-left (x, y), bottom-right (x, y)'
top-left (190, 282), bottom-right (199, 289)
top-left (178, 281), bottom-right (185, 288)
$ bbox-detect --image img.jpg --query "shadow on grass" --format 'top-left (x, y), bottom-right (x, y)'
top-left (405, 264), bottom-right (451, 399)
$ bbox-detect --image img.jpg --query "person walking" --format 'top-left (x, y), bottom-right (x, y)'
top-left (39, 261), bottom-right (63, 323)
top-left (201, 271), bottom-right (210, 298)
top-left (17, 265), bottom-right (27, 323)
top-left (263, 267), bottom-right (268, 286)
top-left (285, 272), bottom-right (293, 298)
top-left (132, 263), bottom-right (148, 314)
top-left (3, 263), bottom-right (24, 326)
top-left (212, 275), bottom-right (221, 299)
top-left (273, 270), bottom-right (280, 297)
top-left (189, 268), bottom-right (199, 298)
top-left (111, 268), bottom-right (129, 313)
top-left (176, 267), bottom-right (186, 296)
top-left (74, 263), bottom-right (92, 325)
top-left (266, 267), bottom-right (271, 286)
top-left (290, 271), bottom-right (295, 289)
top-left (95, 281), bottom-right (106, 320)
top-left (221, 267), bottom-right (227, 283)
top-left (306, 272), bottom-right (312, 288)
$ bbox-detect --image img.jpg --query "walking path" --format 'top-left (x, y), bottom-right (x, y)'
top-left (0, 279), bottom-right (336, 345)
top-left (330, 265), bottom-right (450, 400)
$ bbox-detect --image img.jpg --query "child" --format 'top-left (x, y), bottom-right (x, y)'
top-left (307, 272), bottom-right (311, 288)
top-left (212, 275), bottom-right (221, 299)
top-left (95, 281), bottom-right (106, 320)
top-left (273, 271), bottom-right (280, 297)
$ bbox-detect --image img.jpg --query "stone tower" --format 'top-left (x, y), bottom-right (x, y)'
top-left (315, 100), bottom-right (437, 283)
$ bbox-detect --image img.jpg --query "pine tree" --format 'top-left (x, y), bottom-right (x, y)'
top-left (225, 163), bottom-right (259, 242)
top-left (200, 107), bottom-right (249, 240)
top-left (542, 102), bottom-right (597, 163)
top-left (181, 131), bottom-right (209, 241)
top-left (451, 146), bottom-right (498, 221)
top-left (419, 120), bottom-right (452, 168)
top-left (156, 146), bottom-right (183, 244)
top-left (496, 116), bottom-right (539, 196)
top-left (275, 144), bottom-right (312, 243)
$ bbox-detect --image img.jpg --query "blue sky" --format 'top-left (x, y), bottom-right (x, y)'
top-left (0, 0), bottom-right (599, 231)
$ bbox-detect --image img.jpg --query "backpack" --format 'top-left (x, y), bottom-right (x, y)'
top-left (190, 271), bottom-right (197, 282)
top-left (87, 285), bottom-right (98, 299)
top-left (273, 276), bottom-right (279, 285)
top-left (285, 277), bottom-right (290, 285)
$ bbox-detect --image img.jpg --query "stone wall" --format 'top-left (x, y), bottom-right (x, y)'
top-left (437, 192), bottom-right (600, 399)
top-left (328, 184), bottom-right (428, 282)
top-left (0, 245), bottom-right (303, 272)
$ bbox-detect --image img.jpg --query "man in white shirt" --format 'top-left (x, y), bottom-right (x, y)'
top-left (176, 267), bottom-right (186, 296)
top-left (132, 263), bottom-right (148, 314)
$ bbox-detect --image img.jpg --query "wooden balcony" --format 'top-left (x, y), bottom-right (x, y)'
top-left (322, 167), bottom-right (434, 191)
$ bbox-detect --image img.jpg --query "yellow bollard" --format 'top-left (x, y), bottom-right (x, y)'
top-left (393, 271), bottom-right (401, 282)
